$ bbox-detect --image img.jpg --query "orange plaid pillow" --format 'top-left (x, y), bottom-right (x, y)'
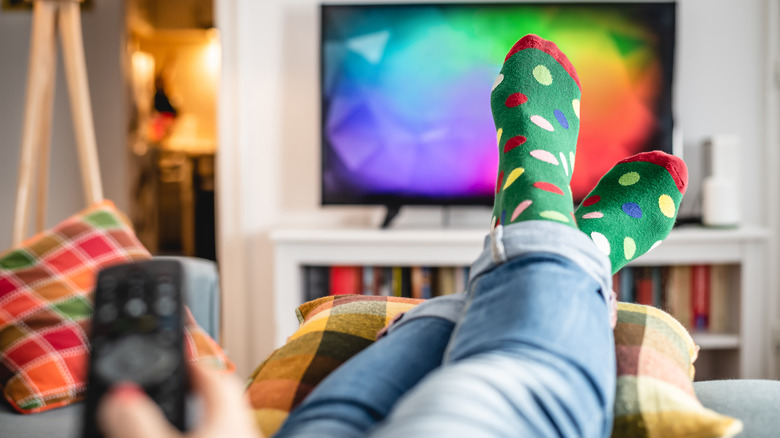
top-left (0, 201), bottom-right (232, 414)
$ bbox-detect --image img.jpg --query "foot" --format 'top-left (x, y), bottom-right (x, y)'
top-left (490, 35), bottom-right (582, 229)
top-left (575, 151), bottom-right (688, 273)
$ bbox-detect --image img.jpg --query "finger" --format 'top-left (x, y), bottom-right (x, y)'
top-left (98, 382), bottom-right (181, 438)
top-left (189, 364), bottom-right (259, 437)
top-left (190, 364), bottom-right (246, 416)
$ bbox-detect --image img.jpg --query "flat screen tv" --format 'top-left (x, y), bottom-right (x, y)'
top-left (321, 2), bottom-right (676, 215)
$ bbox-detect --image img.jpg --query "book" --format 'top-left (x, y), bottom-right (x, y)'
top-left (329, 266), bottom-right (362, 295)
top-left (652, 266), bottom-right (665, 307)
top-left (421, 267), bottom-right (433, 299)
top-left (709, 265), bottom-right (731, 333)
top-left (612, 272), bottom-right (621, 300)
top-left (454, 266), bottom-right (467, 295)
top-left (379, 267), bottom-right (393, 296)
top-left (436, 267), bottom-right (456, 296)
top-left (401, 267), bottom-right (412, 298)
top-left (665, 265), bottom-right (692, 329)
top-left (304, 266), bottom-right (329, 301)
top-left (362, 266), bottom-right (375, 295)
top-left (619, 267), bottom-right (635, 303)
top-left (411, 266), bottom-right (424, 299)
top-left (691, 264), bottom-right (711, 331)
top-left (635, 267), bottom-right (654, 306)
top-left (391, 267), bottom-right (403, 297)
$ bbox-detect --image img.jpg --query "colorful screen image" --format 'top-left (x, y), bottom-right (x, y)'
top-left (321, 2), bottom-right (676, 205)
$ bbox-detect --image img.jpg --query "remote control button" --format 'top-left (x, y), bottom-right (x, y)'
top-left (95, 335), bottom-right (179, 385)
top-left (97, 304), bottom-right (118, 322)
top-left (155, 297), bottom-right (177, 316)
top-left (139, 315), bottom-right (158, 332)
top-left (156, 282), bottom-right (175, 298)
top-left (100, 288), bottom-right (116, 302)
top-left (128, 285), bottom-right (145, 299)
top-left (128, 273), bottom-right (145, 290)
top-left (125, 298), bottom-right (147, 317)
top-left (157, 328), bottom-right (178, 346)
top-left (99, 275), bottom-right (117, 291)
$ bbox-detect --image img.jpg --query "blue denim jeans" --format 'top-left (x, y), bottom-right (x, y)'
top-left (275, 221), bottom-right (615, 438)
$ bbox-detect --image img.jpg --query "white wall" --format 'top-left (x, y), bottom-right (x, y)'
top-left (0, 1), bottom-right (127, 251)
top-left (218, 0), bottom-right (772, 376)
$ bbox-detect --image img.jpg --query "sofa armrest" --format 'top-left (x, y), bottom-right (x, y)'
top-left (0, 256), bottom-right (222, 437)
top-left (155, 256), bottom-right (221, 340)
top-left (694, 379), bottom-right (780, 437)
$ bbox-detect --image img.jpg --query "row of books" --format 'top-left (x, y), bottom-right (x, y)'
top-left (614, 265), bottom-right (735, 333)
top-left (303, 266), bottom-right (471, 301)
top-left (305, 264), bottom-right (736, 334)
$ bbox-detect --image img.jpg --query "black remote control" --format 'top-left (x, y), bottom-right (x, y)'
top-left (82, 259), bottom-right (189, 438)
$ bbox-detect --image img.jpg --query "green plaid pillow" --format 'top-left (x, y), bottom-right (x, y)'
top-left (246, 295), bottom-right (422, 437)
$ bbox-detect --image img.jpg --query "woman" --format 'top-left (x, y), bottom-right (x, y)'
top-left (98, 35), bottom-right (686, 438)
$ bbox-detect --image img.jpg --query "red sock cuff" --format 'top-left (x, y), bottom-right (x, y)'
top-left (618, 151), bottom-right (689, 195)
top-left (504, 34), bottom-right (581, 90)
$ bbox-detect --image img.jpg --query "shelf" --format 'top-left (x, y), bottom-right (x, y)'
top-left (691, 332), bottom-right (741, 350)
top-left (270, 225), bottom-right (769, 266)
top-left (272, 224), bottom-right (770, 378)
top-left (270, 225), bottom-right (768, 244)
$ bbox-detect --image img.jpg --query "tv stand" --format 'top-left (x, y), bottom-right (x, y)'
top-left (380, 205), bottom-right (401, 229)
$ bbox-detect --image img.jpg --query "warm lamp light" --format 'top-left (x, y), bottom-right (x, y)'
top-left (203, 29), bottom-right (220, 77)
top-left (130, 51), bottom-right (155, 117)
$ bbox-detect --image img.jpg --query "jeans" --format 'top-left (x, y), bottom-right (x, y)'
top-left (275, 221), bottom-right (616, 438)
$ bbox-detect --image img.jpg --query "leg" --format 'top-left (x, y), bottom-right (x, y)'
top-left (275, 295), bottom-right (466, 438)
top-left (14, 0), bottom-right (58, 244)
top-left (576, 151), bottom-right (688, 273)
top-left (371, 224), bottom-right (615, 438)
top-left (370, 35), bottom-right (616, 437)
top-left (59, 0), bottom-right (103, 205)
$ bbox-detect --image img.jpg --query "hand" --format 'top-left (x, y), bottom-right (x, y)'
top-left (98, 364), bottom-right (261, 438)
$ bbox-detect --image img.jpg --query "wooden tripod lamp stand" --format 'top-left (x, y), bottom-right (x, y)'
top-left (13, 0), bottom-right (103, 245)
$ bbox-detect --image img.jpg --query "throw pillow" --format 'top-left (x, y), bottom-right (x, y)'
top-left (247, 296), bottom-right (741, 438)
top-left (613, 302), bottom-right (742, 437)
top-left (0, 201), bottom-right (232, 414)
top-left (247, 295), bottom-right (422, 437)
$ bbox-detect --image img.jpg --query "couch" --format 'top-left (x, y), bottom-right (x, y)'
top-left (0, 256), bottom-right (221, 438)
top-left (3, 256), bottom-right (779, 437)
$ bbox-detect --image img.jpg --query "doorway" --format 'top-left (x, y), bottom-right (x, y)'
top-left (125, 0), bottom-right (219, 261)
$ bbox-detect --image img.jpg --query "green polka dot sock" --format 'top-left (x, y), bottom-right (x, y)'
top-left (575, 151), bottom-right (688, 274)
top-left (490, 35), bottom-right (582, 229)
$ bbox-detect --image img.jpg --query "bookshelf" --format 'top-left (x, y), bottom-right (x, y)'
top-left (270, 225), bottom-right (770, 379)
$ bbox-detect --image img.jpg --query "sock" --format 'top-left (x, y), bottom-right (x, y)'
top-left (490, 35), bottom-right (582, 229)
top-left (575, 151), bottom-right (688, 273)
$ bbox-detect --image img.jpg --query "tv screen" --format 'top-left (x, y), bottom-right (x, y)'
top-left (321, 2), bottom-right (676, 206)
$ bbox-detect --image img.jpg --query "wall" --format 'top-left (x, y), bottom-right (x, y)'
top-left (218, 0), bottom-right (772, 376)
top-left (0, 1), bottom-right (127, 251)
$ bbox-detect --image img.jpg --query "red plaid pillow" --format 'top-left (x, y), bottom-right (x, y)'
top-left (0, 201), bottom-right (232, 414)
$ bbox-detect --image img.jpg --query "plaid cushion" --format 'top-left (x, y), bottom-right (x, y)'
top-left (0, 201), bottom-right (232, 414)
top-left (247, 295), bottom-right (423, 437)
top-left (183, 307), bottom-right (233, 372)
top-left (613, 302), bottom-right (742, 437)
top-left (247, 296), bottom-right (742, 438)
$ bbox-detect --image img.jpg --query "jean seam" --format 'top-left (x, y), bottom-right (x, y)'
top-left (442, 275), bottom-right (479, 364)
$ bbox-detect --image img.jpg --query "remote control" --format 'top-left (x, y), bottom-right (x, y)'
top-left (81, 259), bottom-right (189, 438)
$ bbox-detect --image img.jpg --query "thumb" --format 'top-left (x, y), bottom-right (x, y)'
top-left (98, 383), bottom-right (182, 438)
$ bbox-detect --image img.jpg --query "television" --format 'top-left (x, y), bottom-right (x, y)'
top-left (320, 2), bottom-right (676, 221)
